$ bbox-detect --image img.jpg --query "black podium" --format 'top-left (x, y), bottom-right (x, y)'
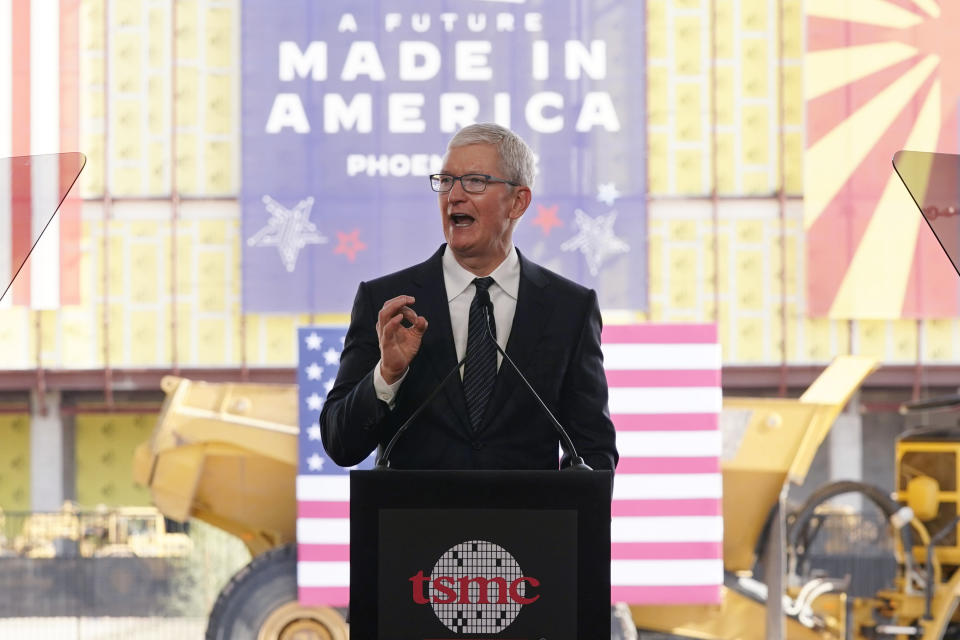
top-left (349, 470), bottom-right (612, 639)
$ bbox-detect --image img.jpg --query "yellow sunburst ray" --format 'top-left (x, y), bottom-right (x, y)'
top-left (807, 0), bottom-right (925, 28)
top-left (805, 55), bottom-right (938, 230)
top-left (829, 81), bottom-right (941, 318)
top-left (806, 42), bottom-right (918, 101)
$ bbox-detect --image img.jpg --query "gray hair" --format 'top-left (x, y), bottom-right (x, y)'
top-left (447, 123), bottom-right (537, 189)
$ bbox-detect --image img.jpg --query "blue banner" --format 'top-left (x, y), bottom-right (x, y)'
top-left (242, 0), bottom-right (646, 312)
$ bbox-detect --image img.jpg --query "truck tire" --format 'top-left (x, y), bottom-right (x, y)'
top-left (205, 544), bottom-right (348, 640)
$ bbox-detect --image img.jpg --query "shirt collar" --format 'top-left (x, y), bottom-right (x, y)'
top-left (443, 245), bottom-right (520, 302)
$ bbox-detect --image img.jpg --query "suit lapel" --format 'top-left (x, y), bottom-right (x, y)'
top-left (481, 251), bottom-right (553, 429)
top-left (411, 246), bottom-right (472, 431)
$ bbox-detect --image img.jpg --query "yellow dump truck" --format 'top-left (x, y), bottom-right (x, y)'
top-left (134, 356), bottom-right (960, 639)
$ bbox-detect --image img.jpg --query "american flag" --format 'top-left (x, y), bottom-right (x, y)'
top-left (295, 326), bottom-right (372, 606)
top-left (295, 323), bottom-right (723, 606)
top-left (0, 0), bottom-right (81, 308)
top-left (605, 324), bottom-right (723, 604)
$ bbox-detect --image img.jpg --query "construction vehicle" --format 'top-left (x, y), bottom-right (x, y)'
top-left (134, 355), bottom-right (960, 639)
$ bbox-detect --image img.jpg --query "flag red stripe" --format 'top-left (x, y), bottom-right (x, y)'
top-left (617, 457), bottom-right (720, 474)
top-left (611, 499), bottom-right (722, 517)
top-left (58, 0), bottom-right (81, 304)
top-left (611, 585), bottom-right (721, 604)
top-left (611, 413), bottom-right (718, 430)
top-left (298, 586), bottom-right (349, 607)
top-left (612, 542), bottom-right (722, 560)
top-left (606, 369), bottom-right (721, 387)
top-left (297, 543), bottom-right (350, 562)
top-left (11, 0), bottom-right (30, 305)
top-left (603, 324), bottom-right (717, 343)
top-left (298, 501), bottom-right (350, 518)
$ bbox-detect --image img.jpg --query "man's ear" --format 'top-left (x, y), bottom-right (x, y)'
top-left (510, 186), bottom-right (532, 220)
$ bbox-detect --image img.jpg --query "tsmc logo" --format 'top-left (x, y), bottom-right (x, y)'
top-left (409, 540), bottom-right (539, 634)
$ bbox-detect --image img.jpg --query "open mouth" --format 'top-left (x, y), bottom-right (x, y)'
top-left (450, 214), bottom-right (475, 227)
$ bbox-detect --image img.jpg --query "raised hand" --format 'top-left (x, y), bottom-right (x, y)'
top-left (376, 295), bottom-right (428, 383)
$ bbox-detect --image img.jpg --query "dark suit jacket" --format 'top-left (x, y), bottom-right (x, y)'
top-left (319, 245), bottom-right (618, 471)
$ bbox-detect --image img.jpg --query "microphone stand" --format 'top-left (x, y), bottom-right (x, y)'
top-left (482, 304), bottom-right (593, 471)
top-left (375, 354), bottom-right (468, 469)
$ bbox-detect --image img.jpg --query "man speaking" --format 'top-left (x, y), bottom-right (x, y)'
top-left (320, 123), bottom-right (618, 472)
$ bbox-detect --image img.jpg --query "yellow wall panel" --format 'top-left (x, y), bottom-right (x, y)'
top-left (784, 131), bottom-right (803, 194)
top-left (647, 66), bottom-right (668, 126)
top-left (205, 75), bottom-right (232, 135)
top-left (175, 68), bottom-right (199, 128)
top-left (735, 316), bottom-right (764, 361)
top-left (674, 16), bottom-right (702, 76)
top-left (715, 133), bottom-right (735, 192)
top-left (675, 149), bottom-right (703, 193)
top-left (714, 66), bottom-right (734, 126)
top-left (736, 251), bottom-right (764, 310)
top-left (741, 105), bottom-right (769, 166)
top-left (925, 319), bottom-right (956, 361)
top-left (0, 416), bottom-right (30, 511)
top-left (113, 33), bottom-right (142, 94)
top-left (740, 0), bottom-right (768, 30)
top-left (196, 317), bottom-right (227, 364)
top-left (669, 220), bottom-right (699, 243)
top-left (148, 8), bottom-right (168, 67)
top-left (206, 8), bottom-right (234, 68)
top-left (668, 247), bottom-right (699, 309)
top-left (81, 0), bottom-right (105, 50)
top-left (263, 316), bottom-right (296, 364)
top-left (197, 250), bottom-right (227, 312)
top-left (130, 244), bottom-right (159, 305)
top-left (782, 66), bottom-right (802, 126)
top-left (205, 140), bottom-right (234, 193)
top-left (647, 0), bottom-right (667, 58)
top-left (675, 84), bottom-right (702, 142)
top-left (113, 0), bottom-right (141, 29)
top-left (890, 320), bottom-right (917, 363)
top-left (782, 0), bottom-right (803, 59)
top-left (175, 134), bottom-right (198, 193)
top-left (714, 0), bottom-right (733, 58)
top-left (856, 320), bottom-right (887, 360)
top-left (75, 414), bottom-right (153, 507)
top-left (735, 219), bottom-right (763, 244)
top-left (740, 38), bottom-right (768, 99)
top-left (174, 0), bottom-right (199, 61)
top-left (62, 308), bottom-right (96, 368)
top-left (647, 133), bottom-right (669, 193)
top-left (129, 310), bottom-right (159, 365)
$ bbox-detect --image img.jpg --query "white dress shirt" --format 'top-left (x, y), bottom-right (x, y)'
top-left (374, 245), bottom-right (520, 407)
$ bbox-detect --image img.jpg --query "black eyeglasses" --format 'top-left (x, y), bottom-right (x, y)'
top-left (429, 173), bottom-right (520, 193)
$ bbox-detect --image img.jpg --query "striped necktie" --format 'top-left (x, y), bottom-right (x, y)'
top-left (463, 277), bottom-right (497, 430)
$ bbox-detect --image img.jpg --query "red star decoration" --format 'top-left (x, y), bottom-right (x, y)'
top-left (532, 204), bottom-right (563, 235)
top-left (334, 229), bottom-right (367, 262)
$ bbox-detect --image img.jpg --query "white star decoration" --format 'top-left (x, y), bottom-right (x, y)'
top-left (305, 392), bottom-right (324, 411)
top-left (304, 332), bottom-right (323, 350)
top-left (247, 195), bottom-right (328, 273)
top-left (596, 182), bottom-right (621, 206)
top-left (323, 379), bottom-right (335, 393)
top-left (306, 453), bottom-right (325, 471)
top-left (305, 362), bottom-right (323, 380)
top-left (323, 347), bottom-right (341, 365)
top-left (560, 209), bottom-right (630, 277)
top-left (306, 424), bottom-right (322, 441)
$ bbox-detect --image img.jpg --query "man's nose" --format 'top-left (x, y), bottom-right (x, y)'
top-left (447, 178), bottom-right (469, 201)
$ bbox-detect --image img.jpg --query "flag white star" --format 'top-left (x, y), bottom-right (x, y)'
top-left (305, 333), bottom-right (323, 350)
top-left (306, 424), bottom-right (322, 441)
top-left (305, 392), bottom-right (324, 411)
top-left (323, 379), bottom-right (335, 393)
top-left (323, 348), bottom-right (341, 365)
top-left (596, 182), bottom-right (621, 206)
top-left (306, 453), bottom-right (325, 471)
top-left (305, 362), bottom-right (323, 380)
top-left (560, 209), bottom-right (630, 276)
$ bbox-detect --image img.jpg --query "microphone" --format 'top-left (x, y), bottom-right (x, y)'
top-left (375, 352), bottom-right (468, 469)
top-left (479, 296), bottom-right (593, 471)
